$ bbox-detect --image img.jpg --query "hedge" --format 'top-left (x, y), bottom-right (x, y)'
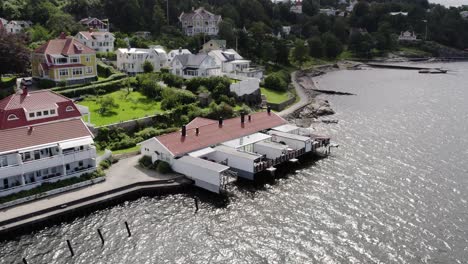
top-left (0, 77), bottom-right (17, 89)
top-left (57, 79), bottom-right (127, 97)
top-left (51, 73), bottom-right (127, 92)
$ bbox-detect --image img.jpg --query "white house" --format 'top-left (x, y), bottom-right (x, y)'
top-left (168, 48), bottom-right (192, 63)
top-left (0, 89), bottom-right (97, 197)
top-left (398, 31), bottom-right (418, 42)
top-left (179, 7), bottom-right (222, 36)
top-left (460, 11), bottom-right (468, 20)
top-left (282, 26), bottom-right (291, 36)
top-left (347, 0), bottom-right (358, 12)
top-left (290, 0), bottom-right (303, 14)
top-left (0, 18), bottom-right (7, 26)
top-left (116, 46), bottom-right (168, 74)
top-left (139, 111), bottom-right (331, 193)
top-left (171, 53), bottom-right (221, 78)
top-left (75, 31), bottom-right (115, 53)
top-left (5, 20), bottom-right (32, 34)
top-left (208, 49), bottom-right (264, 79)
top-left (320, 9), bottom-right (337, 16)
top-left (389, 12), bottom-right (408, 16)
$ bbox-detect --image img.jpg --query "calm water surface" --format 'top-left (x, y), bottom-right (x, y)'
top-left (1, 63), bottom-right (468, 264)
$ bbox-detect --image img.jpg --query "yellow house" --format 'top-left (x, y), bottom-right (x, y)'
top-left (32, 33), bottom-right (97, 85)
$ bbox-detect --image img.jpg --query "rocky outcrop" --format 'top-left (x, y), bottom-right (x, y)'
top-left (299, 98), bottom-right (335, 118)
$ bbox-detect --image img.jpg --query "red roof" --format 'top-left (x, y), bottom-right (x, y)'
top-left (34, 35), bottom-right (95, 55)
top-left (0, 119), bottom-right (93, 154)
top-left (155, 112), bottom-right (287, 157)
top-left (186, 117), bottom-right (217, 129)
top-left (0, 90), bottom-right (82, 130)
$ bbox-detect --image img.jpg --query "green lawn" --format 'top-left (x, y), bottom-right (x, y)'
top-left (261, 87), bottom-right (290, 104)
top-left (112, 145), bottom-right (141, 155)
top-left (79, 89), bottom-right (163, 126)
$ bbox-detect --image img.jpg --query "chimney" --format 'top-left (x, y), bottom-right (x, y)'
top-left (59, 32), bottom-right (67, 39)
top-left (22, 86), bottom-right (28, 96)
top-left (267, 106), bottom-right (272, 114)
top-left (196, 127), bottom-right (200, 135)
top-left (181, 125), bottom-right (187, 137)
top-left (218, 117), bottom-right (223, 127)
top-left (240, 113), bottom-right (245, 124)
top-left (248, 115), bottom-right (251, 122)
top-left (88, 27), bottom-right (93, 33)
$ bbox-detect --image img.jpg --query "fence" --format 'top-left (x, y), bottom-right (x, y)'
top-left (267, 96), bottom-right (296, 112)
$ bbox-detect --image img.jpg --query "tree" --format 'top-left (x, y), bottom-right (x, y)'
top-left (0, 31), bottom-right (30, 79)
top-left (98, 96), bottom-right (118, 115)
top-left (264, 73), bottom-right (287, 92)
top-left (152, 3), bottom-right (166, 35)
top-left (218, 20), bottom-right (236, 47)
top-left (292, 39), bottom-right (309, 66)
top-left (27, 25), bottom-right (51, 42)
top-left (46, 12), bottom-right (81, 35)
top-left (349, 33), bottom-right (374, 58)
top-left (321, 32), bottom-right (343, 58)
top-left (308, 37), bottom-right (324, 58)
top-left (143, 60), bottom-right (154, 73)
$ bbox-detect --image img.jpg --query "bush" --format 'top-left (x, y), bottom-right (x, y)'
top-left (99, 159), bottom-right (111, 170)
top-left (264, 73), bottom-right (288, 92)
top-left (156, 161), bottom-right (172, 174)
top-left (38, 79), bottom-right (56, 89)
top-left (160, 88), bottom-right (196, 110)
top-left (138, 155), bottom-right (153, 169)
top-left (161, 73), bottom-right (184, 88)
top-left (96, 51), bottom-right (117, 61)
top-left (0, 77), bottom-right (16, 89)
top-left (143, 60), bottom-right (154, 73)
top-left (57, 79), bottom-right (126, 97)
top-left (97, 63), bottom-right (114, 78)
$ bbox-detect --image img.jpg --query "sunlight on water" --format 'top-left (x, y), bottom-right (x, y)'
top-left (1, 63), bottom-right (468, 264)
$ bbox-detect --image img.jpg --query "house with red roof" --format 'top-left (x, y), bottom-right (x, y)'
top-left (75, 30), bottom-right (115, 53)
top-left (31, 33), bottom-right (97, 85)
top-left (139, 109), bottom-right (330, 193)
top-left (0, 89), bottom-right (97, 197)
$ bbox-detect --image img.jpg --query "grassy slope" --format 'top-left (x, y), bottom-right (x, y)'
top-left (260, 87), bottom-right (290, 104)
top-left (78, 89), bottom-right (163, 126)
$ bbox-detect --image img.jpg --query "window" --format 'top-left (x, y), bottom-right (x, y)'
top-left (86, 67), bottom-right (93, 74)
top-left (59, 69), bottom-right (68, 76)
top-left (66, 106), bottom-right (74, 112)
top-left (72, 68), bottom-right (83, 76)
top-left (86, 56), bottom-right (90, 62)
top-left (36, 111), bottom-right (42, 117)
top-left (0, 156), bottom-right (8, 167)
top-left (43, 110), bottom-right (49, 116)
top-left (29, 113), bottom-right (35, 118)
top-left (79, 161), bottom-right (83, 167)
top-left (66, 164), bottom-right (70, 171)
top-left (70, 57), bottom-right (79, 63)
top-left (7, 114), bottom-right (18, 121)
top-left (55, 58), bottom-right (67, 64)
top-left (50, 109), bottom-right (56, 115)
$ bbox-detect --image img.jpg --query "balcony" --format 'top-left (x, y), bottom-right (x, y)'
top-left (63, 147), bottom-right (97, 164)
top-left (0, 164), bottom-right (22, 179)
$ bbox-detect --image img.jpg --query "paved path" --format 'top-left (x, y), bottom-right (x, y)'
top-left (278, 71), bottom-right (310, 117)
top-left (0, 156), bottom-right (182, 224)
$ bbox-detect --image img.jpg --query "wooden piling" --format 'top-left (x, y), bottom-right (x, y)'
top-left (97, 228), bottom-right (105, 245)
top-left (22, 258), bottom-right (28, 264)
top-left (66, 239), bottom-right (74, 257)
top-left (124, 221), bottom-right (131, 237)
top-left (194, 197), bottom-right (199, 212)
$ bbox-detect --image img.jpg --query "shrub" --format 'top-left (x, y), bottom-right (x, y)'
top-left (264, 73), bottom-right (288, 92)
top-left (38, 79), bottom-right (56, 89)
top-left (161, 88), bottom-right (196, 110)
top-left (143, 60), bottom-right (154, 73)
top-left (161, 73), bottom-right (184, 88)
top-left (57, 79), bottom-right (126, 97)
top-left (51, 74), bottom-right (127, 92)
top-left (138, 155), bottom-right (153, 168)
top-left (99, 159), bottom-right (111, 170)
top-left (156, 161), bottom-right (172, 174)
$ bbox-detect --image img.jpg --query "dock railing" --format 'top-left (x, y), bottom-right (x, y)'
top-left (253, 148), bottom-right (306, 173)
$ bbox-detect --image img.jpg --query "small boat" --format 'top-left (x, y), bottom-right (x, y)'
top-left (322, 119), bottom-right (339, 124)
top-left (419, 69), bottom-right (430, 74)
top-left (419, 68), bottom-right (448, 74)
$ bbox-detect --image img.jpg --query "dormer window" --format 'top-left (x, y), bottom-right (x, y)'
top-left (66, 106), bottom-right (74, 112)
top-left (7, 114), bottom-right (19, 121)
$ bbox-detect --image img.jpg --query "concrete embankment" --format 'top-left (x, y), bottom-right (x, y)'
top-left (0, 155), bottom-right (194, 240)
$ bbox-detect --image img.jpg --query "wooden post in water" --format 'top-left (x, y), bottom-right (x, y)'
top-left (97, 228), bottom-right (105, 245)
top-left (194, 197), bottom-right (199, 212)
top-left (22, 258), bottom-right (28, 264)
top-left (66, 240), bottom-right (74, 257)
top-left (124, 221), bottom-right (132, 237)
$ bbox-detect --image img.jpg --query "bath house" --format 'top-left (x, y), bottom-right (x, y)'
top-left (139, 109), bottom-right (331, 193)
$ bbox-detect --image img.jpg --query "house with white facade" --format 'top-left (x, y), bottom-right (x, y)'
top-left (290, 0), bottom-right (303, 14)
top-left (171, 53), bottom-right (221, 78)
top-left (320, 9), bottom-right (337, 16)
top-left (208, 49), bottom-right (264, 79)
top-left (139, 110), bottom-right (331, 193)
top-left (179, 7), bottom-right (222, 36)
top-left (0, 89), bottom-right (96, 197)
top-left (229, 78), bottom-right (262, 105)
top-left (5, 20), bottom-right (32, 34)
top-left (168, 48), bottom-right (192, 63)
top-left (0, 18), bottom-right (7, 27)
top-left (460, 11), bottom-right (468, 20)
top-left (398, 31), bottom-right (418, 42)
top-left (75, 31), bottom-right (115, 52)
top-left (79, 17), bottom-right (109, 32)
top-left (116, 46), bottom-right (168, 75)
top-left (201, 39), bottom-right (226, 52)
